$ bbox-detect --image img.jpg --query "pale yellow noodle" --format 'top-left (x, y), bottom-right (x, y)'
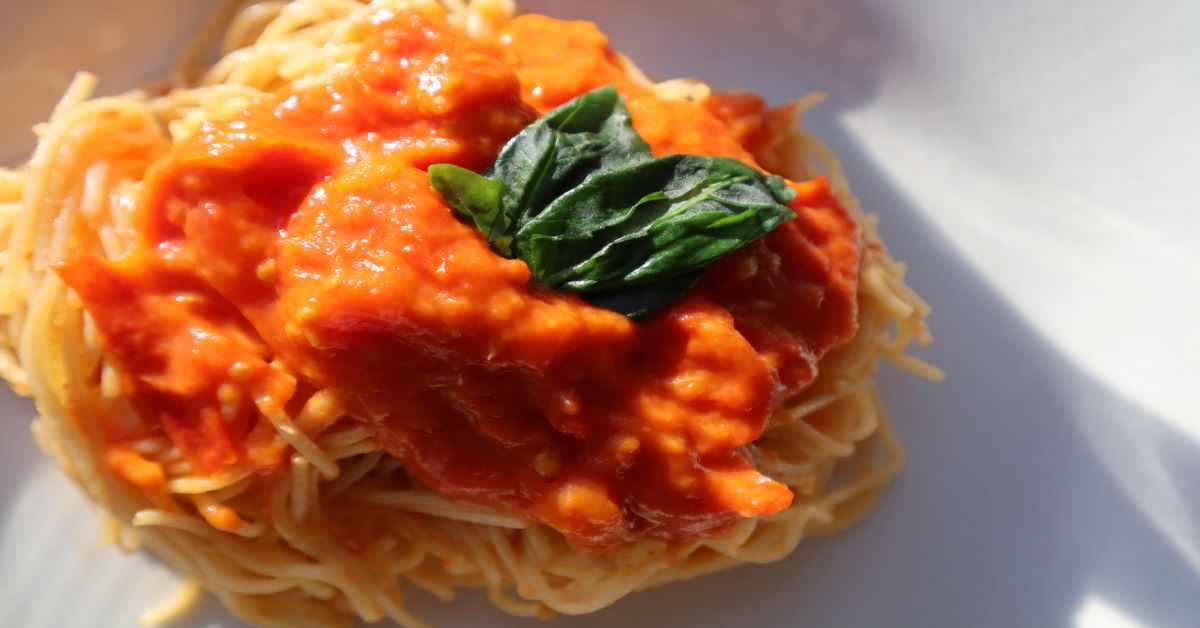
top-left (139, 580), bottom-right (203, 628)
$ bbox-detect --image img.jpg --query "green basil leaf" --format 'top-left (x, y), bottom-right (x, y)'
top-left (427, 163), bottom-right (513, 256)
top-left (515, 155), bottom-right (795, 293)
top-left (581, 270), bottom-right (703, 321)
top-left (489, 85), bottom-right (652, 224)
top-left (428, 85), bottom-right (797, 320)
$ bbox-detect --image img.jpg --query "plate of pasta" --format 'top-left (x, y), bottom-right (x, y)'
top-left (0, 1), bottom-right (1197, 627)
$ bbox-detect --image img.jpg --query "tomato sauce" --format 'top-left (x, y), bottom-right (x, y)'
top-left (57, 10), bottom-right (859, 551)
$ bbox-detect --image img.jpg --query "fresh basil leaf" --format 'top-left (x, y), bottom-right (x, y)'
top-left (489, 85), bottom-right (651, 224)
top-left (581, 270), bottom-right (703, 321)
top-left (515, 155), bottom-right (795, 293)
top-left (428, 85), bottom-right (798, 320)
top-left (428, 163), bottom-right (513, 256)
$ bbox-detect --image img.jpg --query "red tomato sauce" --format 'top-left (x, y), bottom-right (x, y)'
top-left (56, 10), bottom-right (859, 551)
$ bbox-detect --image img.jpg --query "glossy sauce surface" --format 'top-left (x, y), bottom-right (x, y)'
top-left (59, 10), bottom-right (859, 550)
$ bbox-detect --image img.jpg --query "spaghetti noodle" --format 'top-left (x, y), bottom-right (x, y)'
top-left (0, 1), bottom-right (939, 626)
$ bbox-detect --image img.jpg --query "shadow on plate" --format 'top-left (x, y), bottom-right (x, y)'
top-left (0, 392), bottom-right (41, 510)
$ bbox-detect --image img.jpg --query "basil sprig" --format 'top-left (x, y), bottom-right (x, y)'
top-left (428, 85), bottom-right (795, 320)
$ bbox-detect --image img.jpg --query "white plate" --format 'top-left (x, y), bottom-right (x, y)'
top-left (2, 1), bottom-right (1198, 626)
